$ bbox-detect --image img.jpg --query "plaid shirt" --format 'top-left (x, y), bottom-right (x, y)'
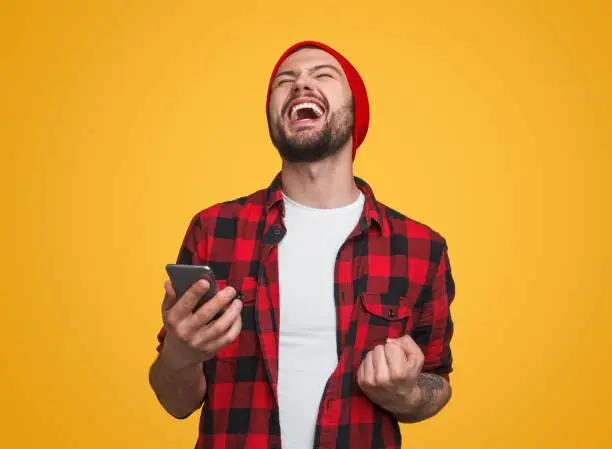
top-left (156, 173), bottom-right (455, 449)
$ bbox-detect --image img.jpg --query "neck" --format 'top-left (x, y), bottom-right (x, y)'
top-left (280, 147), bottom-right (360, 209)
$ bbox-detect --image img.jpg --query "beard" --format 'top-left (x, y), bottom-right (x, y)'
top-left (268, 99), bottom-right (354, 163)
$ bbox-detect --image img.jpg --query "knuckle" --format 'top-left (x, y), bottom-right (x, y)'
top-left (219, 290), bottom-right (234, 305)
top-left (207, 295), bottom-right (225, 312)
top-left (189, 335), bottom-right (202, 349)
top-left (224, 328), bottom-right (239, 345)
top-left (194, 309), bottom-right (214, 325)
top-left (390, 370), bottom-right (406, 382)
top-left (200, 343), bottom-right (213, 355)
top-left (196, 335), bottom-right (213, 351)
top-left (166, 311), bottom-right (178, 326)
top-left (174, 324), bottom-right (190, 342)
top-left (221, 335), bottom-right (235, 348)
top-left (197, 333), bottom-right (214, 349)
top-left (375, 374), bottom-right (389, 386)
top-left (402, 365), bottom-right (412, 378)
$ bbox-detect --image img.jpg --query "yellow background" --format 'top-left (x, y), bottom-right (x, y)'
top-left (1, 1), bottom-right (610, 448)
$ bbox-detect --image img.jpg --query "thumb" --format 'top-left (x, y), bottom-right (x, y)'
top-left (390, 335), bottom-right (420, 356)
top-left (162, 279), bottom-right (178, 312)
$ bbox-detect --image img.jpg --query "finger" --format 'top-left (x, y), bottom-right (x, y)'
top-left (161, 280), bottom-right (178, 313)
top-left (363, 351), bottom-right (375, 385)
top-left (357, 358), bottom-right (365, 384)
top-left (191, 296), bottom-right (243, 341)
top-left (396, 335), bottom-right (421, 357)
top-left (393, 336), bottom-right (424, 371)
top-left (373, 345), bottom-right (389, 384)
top-left (169, 279), bottom-right (212, 319)
top-left (196, 312), bottom-right (243, 354)
top-left (189, 286), bottom-right (237, 326)
top-left (384, 341), bottom-right (409, 381)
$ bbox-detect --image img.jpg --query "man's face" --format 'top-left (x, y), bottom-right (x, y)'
top-left (268, 48), bottom-right (354, 163)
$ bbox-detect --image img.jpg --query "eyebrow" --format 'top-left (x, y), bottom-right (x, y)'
top-left (274, 64), bottom-right (343, 80)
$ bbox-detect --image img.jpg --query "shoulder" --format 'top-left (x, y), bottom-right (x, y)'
top-left (378, 201), bottom-right (449, 260)
top-left (188, 186), bottom-right (268, 230)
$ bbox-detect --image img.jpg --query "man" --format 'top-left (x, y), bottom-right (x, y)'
top-left (149, 41), bottom-right (456, 449)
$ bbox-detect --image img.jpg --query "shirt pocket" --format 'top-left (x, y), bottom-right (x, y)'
top-left (214, 276), bottom-right (258, 360)
top-left (355, 292), bottom-right (416, 351)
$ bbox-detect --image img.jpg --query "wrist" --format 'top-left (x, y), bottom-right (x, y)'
top-left (384, 386), bottom-right (424, 422)
top-left (406, 384), bottom-right (425, 409)
top-left (159, 338), bottom-right (193, 373)
top-left (386, 384), bottom-right (424, 416)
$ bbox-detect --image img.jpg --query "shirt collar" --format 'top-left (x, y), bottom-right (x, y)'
top-left (264, 172), bottom-right (389, 237)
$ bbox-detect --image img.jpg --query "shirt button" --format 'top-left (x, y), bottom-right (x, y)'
top-left (273, 228), bottom-right (281, 236)
top-left (388, 309), bottom-right (396, 318)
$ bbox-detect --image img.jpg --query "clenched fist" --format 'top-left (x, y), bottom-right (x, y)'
top-left (356, 335), bottom-right (425, 414)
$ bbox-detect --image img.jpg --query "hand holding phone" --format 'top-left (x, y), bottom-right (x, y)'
top-left (159, 264), bottom-right (243, 369)
top-left (165, 264), bottom-right (223, 315)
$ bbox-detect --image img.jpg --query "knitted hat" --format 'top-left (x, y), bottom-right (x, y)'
top-left (266, 41), bottom-right (369, 160)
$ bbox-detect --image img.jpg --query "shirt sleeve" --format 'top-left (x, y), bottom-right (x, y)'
top-left (156, 212), bottom-right (208, 352)
top-left (412, 238), bottom-right (456, 383)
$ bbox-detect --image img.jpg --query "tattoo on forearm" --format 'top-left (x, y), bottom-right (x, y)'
top-left (396, 373), bottom-right (450, 422)
top-left (417, 373), bottom-right (445, 405)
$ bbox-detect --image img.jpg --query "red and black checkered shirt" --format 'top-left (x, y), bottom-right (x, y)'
top-left (156, 173), bottom-right (455, 449)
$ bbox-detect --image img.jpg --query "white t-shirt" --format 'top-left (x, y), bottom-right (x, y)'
top-left (277, 191), bottom-right (365, 449)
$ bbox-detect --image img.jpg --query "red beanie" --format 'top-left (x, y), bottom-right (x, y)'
top-left (266, 41), bottom-right (369, 160)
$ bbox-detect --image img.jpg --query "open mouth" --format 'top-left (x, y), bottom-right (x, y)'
top-left (286, 99), bottom-right (326, 124)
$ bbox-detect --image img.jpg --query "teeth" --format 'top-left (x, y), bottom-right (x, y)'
top-left (290, 102), bottom-right (324, 120)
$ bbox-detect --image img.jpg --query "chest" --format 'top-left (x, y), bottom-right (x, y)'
top-left (204, 219), bottom-right (431, 430)
top-left (208, 223), bottom-right (430, 357)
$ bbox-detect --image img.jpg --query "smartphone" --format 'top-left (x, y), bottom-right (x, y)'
top-left (165, 264), bottom-right (223, 316)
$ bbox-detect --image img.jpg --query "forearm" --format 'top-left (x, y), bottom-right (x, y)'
top-left (149, 351), bottom-right (207, 419)
top-left (391, 373), bottom-right (452, 423)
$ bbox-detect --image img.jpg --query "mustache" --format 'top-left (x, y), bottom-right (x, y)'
top-left (281, 92), bottom-right (328, 118)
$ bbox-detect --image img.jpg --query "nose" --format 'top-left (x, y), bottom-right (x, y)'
top-left (291, 72), bottom-right (314, 94)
